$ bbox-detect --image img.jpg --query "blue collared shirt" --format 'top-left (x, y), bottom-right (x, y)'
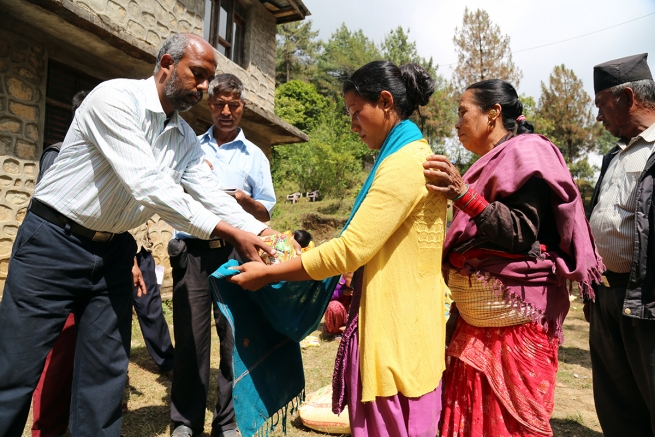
top-left (198, 126), bottom-right (276, 212)
top-left (175, 126), bottom-right (276, 239)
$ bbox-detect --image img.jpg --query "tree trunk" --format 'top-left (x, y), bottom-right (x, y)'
top-left (286, 50), bottom-right (290, 83)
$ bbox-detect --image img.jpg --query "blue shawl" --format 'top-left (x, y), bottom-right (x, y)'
top-left (208, 119), bottom-right (423, 436)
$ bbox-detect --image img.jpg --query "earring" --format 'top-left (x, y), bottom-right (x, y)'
top-left (489, 109), bottom-right (497, 118)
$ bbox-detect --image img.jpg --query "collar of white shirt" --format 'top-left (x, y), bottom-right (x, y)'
top-left (144, 77), bottom-right (185, 135)
top-left (619, 121), bottom-right (655, 150)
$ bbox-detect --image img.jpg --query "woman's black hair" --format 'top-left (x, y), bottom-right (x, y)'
top-left (465, 79), bottom-right (534, 135)
top-left (342, 61), bottom-right (435, 119)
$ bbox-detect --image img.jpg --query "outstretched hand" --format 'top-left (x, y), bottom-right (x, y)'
top-left (227, 262), bottom-right (273, 291)
top-left (423, 155), bottom-right (468, 200)
top-left (231, 231), bottom-right (275, 263)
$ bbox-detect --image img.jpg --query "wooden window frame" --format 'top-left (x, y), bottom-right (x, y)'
top-left (44, 61), bottom-right (101, 147)
top-left (206, 0), bottom-right (245, 66)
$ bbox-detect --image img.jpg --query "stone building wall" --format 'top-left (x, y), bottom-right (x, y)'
top-left (0, 0), bottom-right (284, 297)
top-left (72, 0), bottom-right (277, 111)
top-left (146, 215), bottom-right (175, 295)
top-left (0, 29), bottom-right (47, 291)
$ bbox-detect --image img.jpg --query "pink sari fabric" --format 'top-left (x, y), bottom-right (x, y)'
top-left (345, 329), bottom-right (442, 437)
top-left (324, 300), bottom-right (348, 334)
top-left (440, 319), bottom-right (559, 437)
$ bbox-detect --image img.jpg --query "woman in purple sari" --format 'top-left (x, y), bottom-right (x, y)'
top-left (424, 79), bottom-right (604, 436)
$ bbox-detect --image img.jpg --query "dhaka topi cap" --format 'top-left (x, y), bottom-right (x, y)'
top-left (594, 53), bottom-right (653, 94)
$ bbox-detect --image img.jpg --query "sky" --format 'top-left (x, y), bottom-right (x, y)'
top-left (302, 0), bottom-right (655, 102)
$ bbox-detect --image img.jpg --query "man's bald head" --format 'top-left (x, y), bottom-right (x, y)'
top-left (154, 33), bottom-right (216, 74)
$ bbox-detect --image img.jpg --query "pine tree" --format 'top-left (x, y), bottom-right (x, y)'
top-left (275, 20), bottom-right (320, 85)
top-left (538, 64), bottom-right (600, 170)
top-left (314, 24), bottom-right (381, 97)
top-left (381, 27), bottom-right (435, 76)
top-left (452, 8), bottom-right (522, 90)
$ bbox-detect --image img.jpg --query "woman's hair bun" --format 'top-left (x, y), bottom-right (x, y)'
top-left (400, 63), bottom-right (435, 108)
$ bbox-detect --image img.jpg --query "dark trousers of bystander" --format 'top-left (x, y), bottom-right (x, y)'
top-left (134, 249), bottom-right (175, 372)
top-left (589, 283), bottom-right (655, 437)
top-left (0, 212), bottom-right (135, 437)
top-left (170, 242), bottom-right (236, 436)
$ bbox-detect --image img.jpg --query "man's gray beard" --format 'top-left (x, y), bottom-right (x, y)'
top-left (164, 68), bottom-right (202, 112)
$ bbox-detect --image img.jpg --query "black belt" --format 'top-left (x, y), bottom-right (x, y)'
top-left (601, 271), bottom-right (630, 288)
top-left (184, 238), bottom-right (229, 250)
top-left (28, 199), bottom-right (117, 242)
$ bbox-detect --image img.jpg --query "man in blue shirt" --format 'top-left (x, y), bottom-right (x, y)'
top-left (199, 74), bottom-right (276, 221)
top-left (170, 74), bottom-right (276, 437)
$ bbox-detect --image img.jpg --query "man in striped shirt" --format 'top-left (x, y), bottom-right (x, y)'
top-left (0, 33), bottom-right (275, 437)
top-left (587, 53), bottom-right (655, 436)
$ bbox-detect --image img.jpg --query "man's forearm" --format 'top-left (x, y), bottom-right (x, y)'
top-left (235, 192), bottom-right (270, 221)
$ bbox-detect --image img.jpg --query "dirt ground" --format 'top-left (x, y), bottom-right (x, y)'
top-left (550, 300), bottom-right (603, 436)
top-left (21, 297), bottom-right (603, 437)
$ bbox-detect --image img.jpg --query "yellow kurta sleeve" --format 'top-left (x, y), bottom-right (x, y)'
top-left (302, 140), bottom-right (448, 402)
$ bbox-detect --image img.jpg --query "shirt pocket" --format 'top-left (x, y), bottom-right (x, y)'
top-left (215, 165), bottom-right (248, 192)
top-left (618, 171), bottom-right (641, 211)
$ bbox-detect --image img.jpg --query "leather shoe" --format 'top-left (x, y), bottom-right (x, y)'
top-left (171, 424), bottom-right (193, 437)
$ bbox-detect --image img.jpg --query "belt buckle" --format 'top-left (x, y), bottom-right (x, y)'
top-left (209, 239), bottom-right (223, 249)
top-left (601, 275), bottom-right (610, 287)
top-left (92, 231), bottom-right (113, 242)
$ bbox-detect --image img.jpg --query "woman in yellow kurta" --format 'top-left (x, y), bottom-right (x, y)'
top-left (229, 60), bottom-right (447, 437)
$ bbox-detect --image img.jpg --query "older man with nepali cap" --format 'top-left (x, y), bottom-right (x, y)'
top-left (587, 53), bottom-right (655, 436)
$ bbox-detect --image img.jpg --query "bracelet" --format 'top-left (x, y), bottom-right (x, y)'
top-left (453, 185), bottom-right (469, 201)
top-left (453, 187), bottom-right (489, 217)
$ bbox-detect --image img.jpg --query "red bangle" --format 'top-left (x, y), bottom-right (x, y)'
top-left (454, 187), bottom-right (475, 208)
top-left (463, 195), bottom-right (488, 217)
top-left (453, 187), bottom-right (488, 217)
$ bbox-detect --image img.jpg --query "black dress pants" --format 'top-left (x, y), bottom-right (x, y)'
top-left (170, 242), bottom-right (235, 435)
top-left (0, 212), bottom-right (135, 437)
top-left (133, 249), bottom-right (174, 371)
top-left (589, 283), bottom-right (655, 437)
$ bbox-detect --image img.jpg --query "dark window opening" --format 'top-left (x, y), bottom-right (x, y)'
top-left (203, 0), bottom-right (245, 66)
top-left (44, 61), bottom-right (101, 147)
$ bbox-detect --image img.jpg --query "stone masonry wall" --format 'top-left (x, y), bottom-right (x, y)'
top-left (0, 29), bottom-right (47, 293)
top-left (72, 0), bottom-right (277, 111)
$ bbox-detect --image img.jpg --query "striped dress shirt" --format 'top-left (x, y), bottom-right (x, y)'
top-left (35, 77), bottom-right (267, 240)
top-left (590, 122), bottom-right (655, 273)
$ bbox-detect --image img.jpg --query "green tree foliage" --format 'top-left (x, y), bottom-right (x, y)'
top-left (273, 81), bottom-right (370, 197)
top-left (272, 119), bottom-right (363, 197)
top-left (596, 128), bottom-right (618, 155)
top-left (274, 80), bottom-right (330, 132)
top-left (537, 65), bottom-right (601, 169)
top-left (276, 20), bottom-right (320, 84)
top-left (421, 77), bottom-right (458, 146)
top-left (314, 24), bottom-right (382, 97)
top-left (452, 8), bottom-right (522, 91)
top-left (381, 27), bottom-right (435, 76)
